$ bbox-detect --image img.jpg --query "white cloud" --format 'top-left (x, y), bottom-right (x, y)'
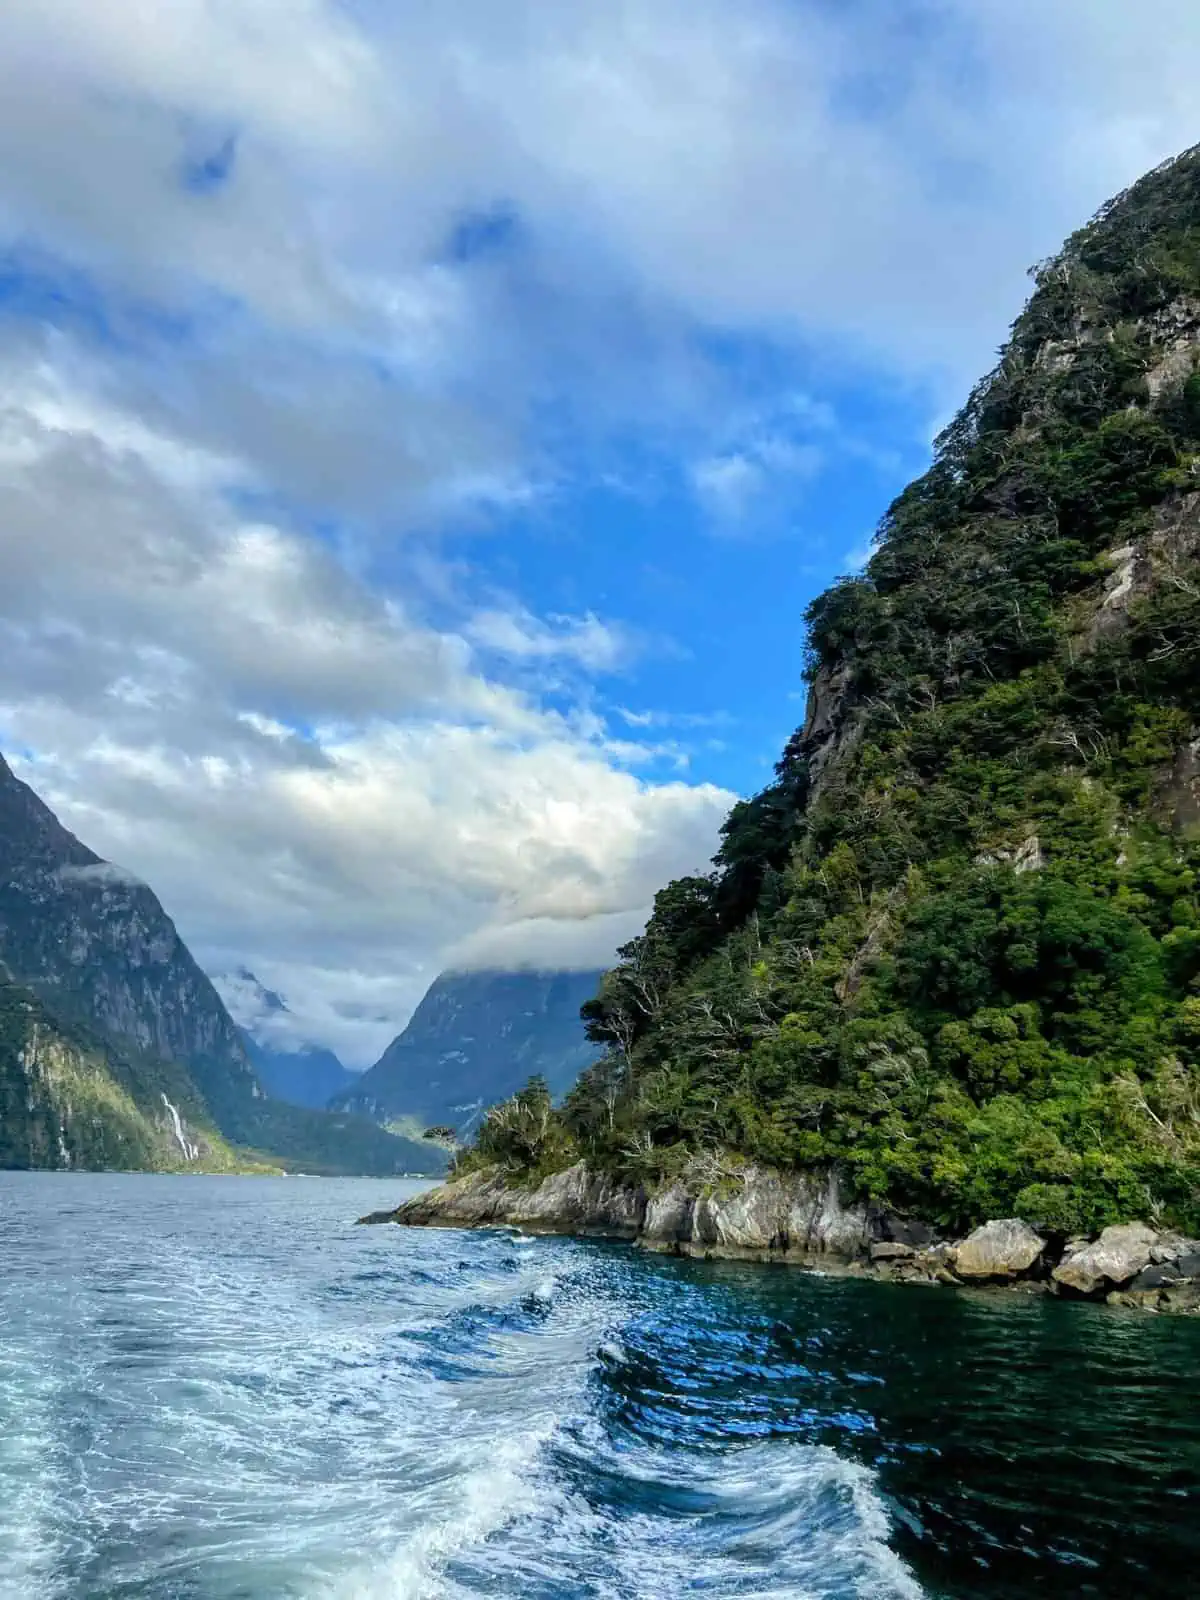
top-left (55, 861), bottom-right (147, 891)
top-left (465, 607), bottom-right (638, 674)
top-left (4, 1), bottom-right (1199, 395)
top-left (615, 708), bottom-right (732, 731)
top-left (691, 453), bottom-right (765, 521)
top-left (692, 440), bottom-right (825, 525)
top-left (0, 368), bottom-right (732, 1062)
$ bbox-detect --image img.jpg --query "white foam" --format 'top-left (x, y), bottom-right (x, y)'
top-left (485, 1421), bottom-right (925, 1600)
top-left (321, 1429), bottom-right (551, 1600)
top-left (0, 1362), bottom-right (66, 1600)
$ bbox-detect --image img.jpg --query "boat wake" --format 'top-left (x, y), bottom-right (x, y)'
top-left (1, 1177), bottom-right (921, 1599)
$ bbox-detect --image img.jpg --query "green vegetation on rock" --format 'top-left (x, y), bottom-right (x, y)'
top-left (0, 975), bottom-right (265, 1172)
top-left (466, 146), bottom-right (1200, 1237)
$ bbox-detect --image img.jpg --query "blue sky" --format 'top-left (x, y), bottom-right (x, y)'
top-left (1, 0), bottom-right (1198, 1061)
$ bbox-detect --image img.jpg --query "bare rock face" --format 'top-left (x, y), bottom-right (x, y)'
top-left (380, 1161), bottom-right (872, 1259)
top-left (953, 1219), bottom-right (1046, 1280)
top-left (387, 1161), bottom-right (647, 1237)
top-left (1053, 1223), bottom-right (1163, 1296)
top-left (642, 1184), bottom-right (693, 1242)
top-left (643, 1165), bottom-right (871, 1259)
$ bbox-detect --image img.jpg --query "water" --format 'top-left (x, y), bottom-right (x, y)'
top-left (0, 1175), bottom-right (1197, 1600)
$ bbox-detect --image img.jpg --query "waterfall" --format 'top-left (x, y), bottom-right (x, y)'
top-left (160, 1094), bottom-right (199, 1162)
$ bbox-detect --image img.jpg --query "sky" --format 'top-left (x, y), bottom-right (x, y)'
top-left (2, 1), bottom-right (1199, 1065)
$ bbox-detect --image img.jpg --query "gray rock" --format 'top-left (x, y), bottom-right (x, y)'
top-left (873, 1211), bottom-right (935, 1248)
top-left (953, 1219), bottom-right (1045, 1280)
top-left (1130, 1264), bottom-right (1180, 1292)
top-left (1108, 1282), bottom-right (1200, 1316)
top-left (1053, 1222), bottom-right (1160, 1296)
top-left (642, 1184), bottom-right (693, 1242)
top-left (381, 1160), bottom-right (874, 1261)
top-left (869, 1242), bottom-right (916, 1262)
top-left (1130, 1250), bottom-right (1200, 1291)
top-left (376, 1161), bottom-right (647, 1237)
top-left (678, 1166), bottom-right (871, 1257)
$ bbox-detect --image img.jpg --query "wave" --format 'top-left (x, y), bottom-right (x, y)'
top-left (319, 1244), bottom-right (921, 1600)
top-left (0, 1177), bottom-right (923, 1600)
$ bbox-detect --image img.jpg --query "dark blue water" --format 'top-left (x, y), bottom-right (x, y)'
top-left (1, 1173), bottom-right (1197, 1599)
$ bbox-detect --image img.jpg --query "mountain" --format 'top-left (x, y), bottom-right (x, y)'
top-left (474, 144), bottom-right (1200, 1240)
top-left (0, 970), bottom-right (254, 1171)
top-left (335, 968), bottom-right (603, 1137)
top-left (213, 968), bottom-right (357, 1110)
top-left (0, 755), bottom-right (444, 1175)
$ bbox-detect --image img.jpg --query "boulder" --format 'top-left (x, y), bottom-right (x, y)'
top-left (869, 1241), bottom-right (916, 1262)
top-left (1109, 1282), bottom-right (1200, 1315)
top-left (1149, 1233), bottom-right (1192, 1264)
top-left (871, 1210), bottom-right (935, 1248)
top-left (1053, 1222), bottom-right (1159, 1296)
top-left (953, 1219), bottom-right (1045, 1280)
top-left (1130, 1263), bottom-right (1181, 1292)
top-left (1129, 1251), bottom-right (1200, 1292)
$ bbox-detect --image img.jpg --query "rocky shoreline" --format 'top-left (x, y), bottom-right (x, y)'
top-left (360, 1161), bottom-right (1200, 1314)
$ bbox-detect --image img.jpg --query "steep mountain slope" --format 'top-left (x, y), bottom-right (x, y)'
top-left (213, 968), bottom-right (357, 1109)
top-left (482, 146), bottom-right (1200, 1237)
top-left (0, 757), bottom-right (261, 1129)
top-left (336, 969), bottom-right (602, 1136)
top-left (0, 971), bottom-right (253, 1171)
top-left (0, 756), bottom-right (443, 1175)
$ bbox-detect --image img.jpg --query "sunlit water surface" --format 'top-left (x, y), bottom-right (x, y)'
top-left (0, 1172), bottom-right (1197, 1599)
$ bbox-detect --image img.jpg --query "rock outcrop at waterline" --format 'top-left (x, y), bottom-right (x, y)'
top-left (363, 1163), bottom-right (1200, 1314)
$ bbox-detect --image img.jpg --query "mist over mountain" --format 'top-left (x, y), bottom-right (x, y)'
top-left (213, 968), bottom-right (358, 1111)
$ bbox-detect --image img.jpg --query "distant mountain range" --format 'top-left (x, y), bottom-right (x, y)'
top-left (0, 753), bottom-right (444, 1176)
top-left (212, 968), bottom-right (358, 1111)
top-left (334, 968), bottom-right (603, 1137)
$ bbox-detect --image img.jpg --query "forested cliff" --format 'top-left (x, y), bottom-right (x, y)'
top-left (473, 146), bottom-right (1200, 1237)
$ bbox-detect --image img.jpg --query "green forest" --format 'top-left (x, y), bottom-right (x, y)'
top-left (464, 146), bottom-right (1200, 1237)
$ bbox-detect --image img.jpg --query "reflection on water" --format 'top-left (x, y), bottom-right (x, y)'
top-left (0, 1171), bottom-right (1196, 1599)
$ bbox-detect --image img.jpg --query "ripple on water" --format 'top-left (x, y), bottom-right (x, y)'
top-left (0, 1173), bottom-right (1197, 1600)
